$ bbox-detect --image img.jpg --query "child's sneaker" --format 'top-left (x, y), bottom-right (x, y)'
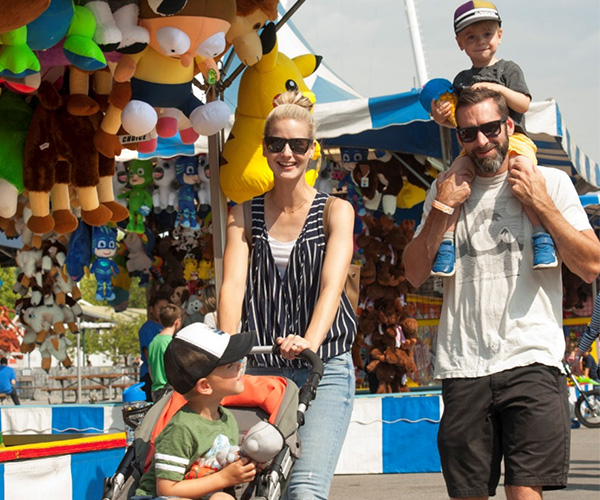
top-left (532, 232), bottom-right (558, 269)
top-left (431, 239), bottom-right (455, 277)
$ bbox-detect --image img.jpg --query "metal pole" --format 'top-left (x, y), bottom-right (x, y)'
top-left (404, 0), bottom-right (428, 87)
top-left (404, 0), bottom-right (454, 169)
top-left (76, 330), bottom-right (82, 403)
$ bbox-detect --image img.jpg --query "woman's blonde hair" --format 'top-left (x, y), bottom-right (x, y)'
top-left (264, 91), bottom-right (316, 140)
top-left (202, 284), bottom-right (217, 313)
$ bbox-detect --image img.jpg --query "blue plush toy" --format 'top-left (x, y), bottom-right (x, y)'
top-left (175, 156), bottom-right (200, 230)
top-left (90, 225), bottom-right (120, 301)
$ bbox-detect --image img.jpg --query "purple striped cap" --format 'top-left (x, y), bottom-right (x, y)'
top-left (454, 1), bottom-right (501, 34)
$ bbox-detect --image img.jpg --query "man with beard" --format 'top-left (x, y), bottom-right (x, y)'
top-left (402, 87), bottom-right (600, 500)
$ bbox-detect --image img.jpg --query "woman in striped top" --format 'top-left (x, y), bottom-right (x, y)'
top-left (218, 91), bottom-right (357, 500)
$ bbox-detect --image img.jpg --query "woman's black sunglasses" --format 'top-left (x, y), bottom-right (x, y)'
top-left (457, 116), bottom-right (508, 143)
top-left (264, 136), bottom-right (313, 154)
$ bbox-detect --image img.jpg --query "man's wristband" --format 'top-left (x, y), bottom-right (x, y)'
top-left (432, 199), bottom-right (455, 215)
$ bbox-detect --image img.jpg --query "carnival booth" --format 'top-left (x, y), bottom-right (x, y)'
top-left (0, 1), bottom-right (599, 498)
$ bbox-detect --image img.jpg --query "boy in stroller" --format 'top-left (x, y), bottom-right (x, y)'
top-left (105, 324), bottom-right (323, 500)
top-left (134, 323), bottom-right (257, 499)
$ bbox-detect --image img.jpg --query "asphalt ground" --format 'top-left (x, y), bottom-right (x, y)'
top-left (329, 426), bottom-right (600, 500)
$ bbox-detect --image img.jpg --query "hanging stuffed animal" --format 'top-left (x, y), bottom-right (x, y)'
top-left (0, 0), bottom-right (51, 34)
top-left (223, 2), bottom-right (279, 66)
top-left (90, 225), bottom-right (120, 301)
top-left (118, 159), bottom-right (154, 233)
top-left (94, 0), bottom-right (235, 154)
top-left (175, 156), bottom-right (200, 229)
top-left (220, 24), bottom-right (322, 203)
top-left (152, 157), bottom-right (178, 213)
top-left (80, 0), bottom-right (149, 53)
top-left (24, 81), bottom-right (127, 236)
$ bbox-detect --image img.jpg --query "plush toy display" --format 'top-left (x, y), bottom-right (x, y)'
top-left (152, 157), bottom-right (178, 213)
top-left (182, 293), bottom-right (203, 327)
top-left (94, 0), bottom-right (235, 154)
top-left (0, 91), bottom-right (33, 218)
top-left (0, 0), bottom-right (106, 81)
top-left (175, 156), bottom-right (201, 229)
top-left (351, 154), bottom-right (405, 218)
top-left (90, 225), bottom-right (120, 301)
top-left (24, 81), bottom-right (128, 236)
top-left (220, 24), bottom-right (322, 203)
top-left (118, 158), bottom-right (154, 233)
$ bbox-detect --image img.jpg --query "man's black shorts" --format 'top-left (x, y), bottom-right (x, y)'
top-left (438, 363), bottom-right (570, 498)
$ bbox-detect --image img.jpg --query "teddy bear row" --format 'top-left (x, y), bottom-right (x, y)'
top-left (0, 0), bottom-right (428, 392)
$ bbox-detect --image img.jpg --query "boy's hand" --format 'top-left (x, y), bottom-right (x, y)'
top-left (431, 98), bottom-right (454, 126)
top-left (220, 457), bottom-right (256, 485)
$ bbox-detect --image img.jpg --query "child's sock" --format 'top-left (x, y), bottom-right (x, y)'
top-left (431, 231), bottom-right (456, 277)
top-left (532, 226), bottom-right (558, 269)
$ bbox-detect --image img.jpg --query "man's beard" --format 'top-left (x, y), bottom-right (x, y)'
top-left (467, 136), bottom-right (509, 174)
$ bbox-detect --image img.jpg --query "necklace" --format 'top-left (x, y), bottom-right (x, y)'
top-left (270, 193), bottom-right (311, 214)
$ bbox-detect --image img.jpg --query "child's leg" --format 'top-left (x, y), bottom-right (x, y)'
top-left (509, 155), bottom-right (558, 269)
top-left (430, 156), bottom-right (471, 277)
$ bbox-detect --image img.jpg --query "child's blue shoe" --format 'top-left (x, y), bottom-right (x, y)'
top-left (532, 231), bottom-right (558, 269)
top-left (431, 239), bottom-right (455, 277)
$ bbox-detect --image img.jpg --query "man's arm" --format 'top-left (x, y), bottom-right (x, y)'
top-left (403, 164), bottom-right (474, 288)
top-left (509, 165), bottom-right (600, 283)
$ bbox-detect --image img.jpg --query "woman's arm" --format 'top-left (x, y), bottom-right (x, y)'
top-left (217, 204), bottom-right (250, 334)
top-left (282, 198), bottom-right (355, 358)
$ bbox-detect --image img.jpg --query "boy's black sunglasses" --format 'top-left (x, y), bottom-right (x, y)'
top-left (457, 116), bottom-right (508, 143)
top-left (264, 136), bottom-right (313, 154)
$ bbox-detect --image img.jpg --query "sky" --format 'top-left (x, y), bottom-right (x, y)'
top-left (285, 0), bottom-right (600, 166)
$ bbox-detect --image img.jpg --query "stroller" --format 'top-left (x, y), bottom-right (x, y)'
top-left (102, 346), bottom-right (324, 500)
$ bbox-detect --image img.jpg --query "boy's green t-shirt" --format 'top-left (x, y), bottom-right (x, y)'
top-left (147, 334), bottom-right (172, 392)
top-left (136, 405), bottom-right (239, 497)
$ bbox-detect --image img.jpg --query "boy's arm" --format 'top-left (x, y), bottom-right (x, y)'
top-left (156, 458), bottom-right (256, 498)
top-left (431, 99), bottom-right (456, 128)
top-left (470, 81), bottom-right (531, 114)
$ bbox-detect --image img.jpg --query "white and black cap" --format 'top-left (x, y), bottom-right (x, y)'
top-left (164, 323), bottom-right (256, 394)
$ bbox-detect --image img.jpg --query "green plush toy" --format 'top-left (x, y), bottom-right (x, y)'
top-left (118, 159), bottom-right (154, 234)
top-left (0, 0), bottom-right (106, 80)
top-left (0, 91), bottom-right (33, 218)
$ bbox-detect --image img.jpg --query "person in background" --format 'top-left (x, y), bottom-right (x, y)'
top-left (148, 303), bottom-right (183, 402)
top-left (201, 284), bottom-right (218, 328)
top-left (0, 358), bottom-right (20, 405)
top-left (218, 90), bottom-right (357, 500)
top-left (570, 293), bottom-right (600, 381)
top-left (138, 292), bottom-right (170, 402)
top-left (134, 324), bottom-right (257, 500)
top-left (403, 87), bottom-right (600, 500)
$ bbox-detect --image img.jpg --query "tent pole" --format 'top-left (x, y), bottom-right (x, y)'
top-left (208, 111), bottom-right (227, 297)
top-left (404, 0), bottom-right (453, 169)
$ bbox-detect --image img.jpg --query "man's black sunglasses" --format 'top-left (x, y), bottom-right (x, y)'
top-left (264, 136), bottom-right (313, 154)
top-left (457, 116), bottom-right (508, 143)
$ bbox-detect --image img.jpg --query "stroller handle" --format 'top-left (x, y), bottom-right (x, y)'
top-left (249, 345), bottom-right (325, 378)
top-left (250, 345), bottom-right (324, 427)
